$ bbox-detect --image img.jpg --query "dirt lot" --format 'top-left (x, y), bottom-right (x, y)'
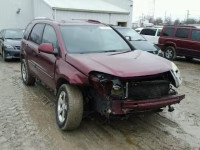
top-left (0, 57), bottom-right (200, 150)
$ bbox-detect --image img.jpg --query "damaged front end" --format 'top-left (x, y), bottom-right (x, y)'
top-left (87, 66), bottom-right (185, 116)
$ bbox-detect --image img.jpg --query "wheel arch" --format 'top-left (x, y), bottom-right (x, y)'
top-left (56, 77), bottom-right (69, 95)
top-left (164, 42), bottom-right (177, 50)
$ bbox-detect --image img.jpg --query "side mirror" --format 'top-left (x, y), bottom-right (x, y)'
top-left (38, 43), bottom-right (55, 54)
top-left (125, 36), bottom-right (131, 41)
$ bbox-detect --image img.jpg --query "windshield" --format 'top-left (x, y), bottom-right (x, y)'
top-left (116, 28), bottom-right (146, 41)
top-left (5, 30), bottom-right (24, 39)
top-left (60, 25), bottom-right (131, 54)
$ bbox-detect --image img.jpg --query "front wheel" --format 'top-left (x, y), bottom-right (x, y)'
top-left (2, 50), bottom-right (7, 61)
top-left (164, 46), bottom-right (176, 60)
top-left (56, 84), bottom-right (83, 131)
top-left (21, 59), bottom-right (35, 85)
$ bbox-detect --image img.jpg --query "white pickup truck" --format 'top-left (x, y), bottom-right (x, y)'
top-left (136, 27), bottom-right (162, 45)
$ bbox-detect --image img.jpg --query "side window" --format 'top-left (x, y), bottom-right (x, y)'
top-left (140, 29), bottom-right (156, 36)
top-left (191, 30), bottom-right (200, 41)
top-left (42, 25), bottom-right (58, 51)
top-left (163, 28), bottom-right (175, 37)
top-left (24, 23), bottom-right (33, 40)
top-left (29, 24), bottom-right (45, 45)
top-left (157, 29), bottom-right (162, 36)
top-left (175, 29), bottom-right (190, 39)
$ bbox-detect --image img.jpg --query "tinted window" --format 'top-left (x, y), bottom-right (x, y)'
top-left (42, 25), bottom-right (58, 50)
top-left (175, 29), bottom-right (190, 38)
top-left (157, 29), bottom-right (162, 36)
top-left (140, 29), bottom-right (156, 36)
top-left (29, 24), bottom-right (45, 45)
top-left (191, 30), bottom-right (200, 41)
top-left (163, 28), bottom-right (175, 37)
top-left (60, 25), bottom-right (131, 53)
top-left (24, 23), bottom-right (33, 40)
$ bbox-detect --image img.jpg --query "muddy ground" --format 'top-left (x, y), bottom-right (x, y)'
top-left (0, 57), bottom-right (200, 150)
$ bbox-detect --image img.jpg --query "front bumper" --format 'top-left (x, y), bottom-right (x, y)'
top-left (4, 49), bottom-right (20, 59)
top-left (111, 94), bottom-right (185, 115)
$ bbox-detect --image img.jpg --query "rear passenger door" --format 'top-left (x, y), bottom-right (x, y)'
top-left (174, 28), bottom-right (190, 56)
top-left (36, 24), bottom-right (58, 89)
top-left (26, 23), bottom-right (45, 75)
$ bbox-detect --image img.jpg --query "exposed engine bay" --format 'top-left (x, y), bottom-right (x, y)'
top-left (84, 62), bottom-right (184, 116)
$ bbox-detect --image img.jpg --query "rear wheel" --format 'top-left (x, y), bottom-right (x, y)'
top-left (56, 84), bottom-right (83, 131)
top-left (21, 59), bottom-right (35, 85)
top-left (164, 46), bottom-right (176, 60)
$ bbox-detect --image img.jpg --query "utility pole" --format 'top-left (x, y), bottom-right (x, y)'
top-left (186, 10), bottom-right (190, 24)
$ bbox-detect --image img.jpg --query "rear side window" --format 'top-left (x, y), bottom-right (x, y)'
top-left (191, 30), bottom-right (200, 41)
top-left (175, 29), bottom-right (190, 39)
top-left (140, 29), bottom-right (156, 36)
top-left (29, 24), bottom-right (45, 45)
top-left (163, 28), bottom-right (175, 37)
top-left (42, 25), bottom-right (58, 51)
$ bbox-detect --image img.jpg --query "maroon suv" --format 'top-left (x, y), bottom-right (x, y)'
top-left (159, 26), bottom-right (200, 60)
top-left (21, 19), bottom-right (185, 130)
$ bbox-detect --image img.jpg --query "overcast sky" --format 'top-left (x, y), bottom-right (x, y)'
top-left (133, 0), bottom-right (200, 22)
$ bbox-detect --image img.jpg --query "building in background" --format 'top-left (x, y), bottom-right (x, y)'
top-left (0, 0), bottom-right (133, 30)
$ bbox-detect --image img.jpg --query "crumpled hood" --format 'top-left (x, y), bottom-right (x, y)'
top-left (4, 39), bottom-right (21, 47)
top-left (66, 50), bottom-right (172, 78)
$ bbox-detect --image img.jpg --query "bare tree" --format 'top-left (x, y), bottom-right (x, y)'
top-left (165, 17), bottom-right (173, 25)
top-left (184, 18), bottom-right (197, 24)
top-left (154, 17), bottom-right (163, 25)
top-left (174, 19), bottom-right (180, 25)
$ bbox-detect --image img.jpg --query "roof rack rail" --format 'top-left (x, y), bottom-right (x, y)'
top-left (164, 25), bottom-right (197, 28)
top-left (33, 17), bottom-right (53, 21)
top-left (71, 19), bottom-right (101, 23)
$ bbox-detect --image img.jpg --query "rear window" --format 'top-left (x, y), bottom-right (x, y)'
top-left (140, 29), bottom-right (156, 36)
top-left (191, 30), bottom-right (200, 41)
top-left (175, 29), bottom-right (190, 39)
top-left (163, 28), bottom-right (175, 37)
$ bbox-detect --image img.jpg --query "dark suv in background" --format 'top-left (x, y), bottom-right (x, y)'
top-left (159, 26), bottom-right (200, 60)
top-left (113, 26), bottom-right (163, 57)
top-left (0, 29), bottom-right (24, 61)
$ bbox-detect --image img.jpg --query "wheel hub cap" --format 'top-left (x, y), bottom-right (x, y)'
top-left (22, 63), bottom-right (27, 81)
top-left (58, 91), bottom-right (67, 123)
top-left (165, 49), bottom-right (173, 59)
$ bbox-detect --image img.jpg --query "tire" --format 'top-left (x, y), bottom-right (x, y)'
top-left (2, 50), bottom-right (7, 62)
top-left (21, 59), bottom-right (35, 85)
top-left (56, 84), bottom-right (83, 131)
top-left (164, 46), bottom-right (176, 60)
top-left (185, 56), bottom-right (193, 61)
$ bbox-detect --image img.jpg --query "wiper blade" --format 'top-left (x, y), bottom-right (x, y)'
top-left (102, 50), bottom-right (118, 53)
top-left (134, 39), bottom-right (145, 41)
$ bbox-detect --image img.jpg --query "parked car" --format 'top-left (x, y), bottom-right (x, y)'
top-left (113, 26), bottom-right (163, 57)
top-left (21, 19), bottom-right (185, 131)
top-left (159, 25), bottom-right (200, 60)
top-left (135, 27), bottom-right (143, 33)
top-left (0, 29), bottom-right (24, 61)
top-left (137, 27), bottom-right (162, 45)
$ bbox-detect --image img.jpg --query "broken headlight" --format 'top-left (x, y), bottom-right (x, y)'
top-left (89, 72), bottom-right (125, 99)
top-left (170, 62), bottom-right (182, 88)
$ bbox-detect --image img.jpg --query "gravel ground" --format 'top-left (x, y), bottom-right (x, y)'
top-left (0, 57), bottom-right (200, 150)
